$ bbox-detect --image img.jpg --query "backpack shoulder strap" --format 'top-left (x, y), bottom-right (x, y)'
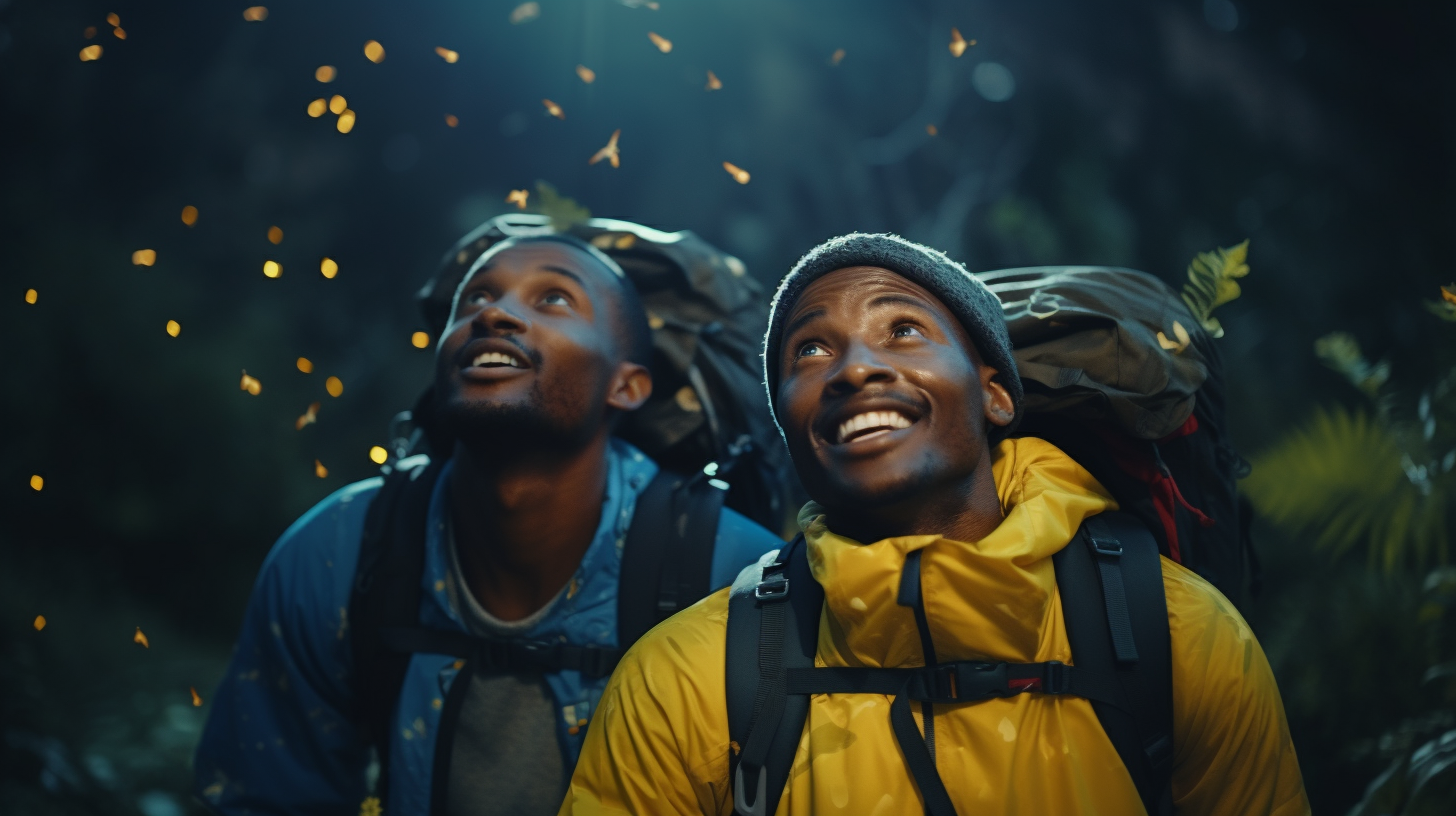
top-left (349, 458), bottom-right (442, 785)
top-left (726, 534), bottom-right (821, 816)
top-left (617, 468), bottom-right (727, 648)
top-left (1053, 511), bottom-right (1174, 816)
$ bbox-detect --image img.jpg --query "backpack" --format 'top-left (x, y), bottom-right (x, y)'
top-left (350, 214), bottom-right (796, 805)
top-left (725, 265), bottom-right (1252, 816)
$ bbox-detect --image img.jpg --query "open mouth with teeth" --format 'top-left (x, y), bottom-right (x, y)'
top-left (835, 410), bottom-right (914, 444)
top-left (469, 351), bottom-right (524, 369)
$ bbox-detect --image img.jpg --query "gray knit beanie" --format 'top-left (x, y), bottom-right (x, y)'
top-left (762, 233), bottom-right (1022, 444)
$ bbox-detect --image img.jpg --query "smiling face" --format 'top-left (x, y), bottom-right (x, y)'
top-left (775, 266), bottom-right (1014, 516)
top-left (434, 238), bottom-right (651, 452)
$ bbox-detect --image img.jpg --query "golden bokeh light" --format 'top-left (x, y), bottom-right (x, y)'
top-left (134, 627), bottom-right (150, 648)
top-left (706, 70), bottom-right (722, 90)
top-left (84, 26), bottom-right (97, 39)
top-left (337, 109), bottom-right (356, 133)
top-left (242, 6), bottom-right (268, 22)
top-left (107, 13), bottom-right (120, 27)
top-left (132, 249), bottom-right (156, 266)
top-left (320, 257), bottom-right (339, 278)
top-left (444, 114), bottom-right (459, 127)
top-left (267, 225), bottom-right (283, 244)
top-left (315, 65), bottom-right (337, 83)
top-left (369, 446), bottom-right (389, 464)
top-left (191, 687), bottom-right (203, 707)
top-left (510, 2), bottom-right (540, 24)
top-left (33, 615), bottom-right (45, 631)
top-left (949, 27), bottom-right (969, 57)
top-left (315, 459), bottom-right (329, 478)
top-left (240, 371), bottom-right (262, 395)
top-left (325, 376), bottom-right (344, 397)
top-left (24, 288), bottom-right (37, 304)
top-left (181, 205), bottom-right (198, 225)
top-left (263, 260), bottom-right (281, 278)
top-left (296, 401), bottom-right (320, 430)
top-left (329, 94), bottom-right (347, 114)
top-left (506, 189), bottom-right (529, 209)
top-left (723, 161), bottom-right (751, 184)
top-left (296, 357), bottom-right (313, 373)
top-left (411, 331), bottom-right (430, 348)
top-left (166, 320), bottom-right (181, 337)
top-left (80, 45), bottom-right (103, 62)
top-left (435, 46), bottom-right (459, 63)
top-left (113, 27), bottom-right (127, 40)
top-left (29, 474), bottom-right (43, 491)
top-left (542, 99), bottom-right (564, 119)
top-left (647, 32), bottom-right (672, 53)
top-left (926, 123), bottom-right (938, 136)
top-left (364, 40), bottom-right (385, 63)
top-left (830, 48), bottom-right (846, 65)
top-left (307, 98), bottom-right (327, 117)
top-left (576, 65), bottom-right (596, 83)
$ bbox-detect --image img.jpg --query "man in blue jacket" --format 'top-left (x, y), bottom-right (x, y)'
top-left (193, 232), bottom-right (783, 815)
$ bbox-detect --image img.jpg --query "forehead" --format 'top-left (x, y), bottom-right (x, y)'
top-left (790, 266), bottom-right (953, 321)
top-left (462, 240), bottom-right (618, 292)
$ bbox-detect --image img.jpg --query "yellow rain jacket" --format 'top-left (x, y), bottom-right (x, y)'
top-left (560, 438), bottom-right (1309, 816)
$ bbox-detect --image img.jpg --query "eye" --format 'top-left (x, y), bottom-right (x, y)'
top-left (891, 324), bottom-right (922, 339)
top-left (540, 291), bottom-right (570, 307)
top-left (465, 291), bottom-right (490, 306)
top-left (796, 342), bottom-right (828, 359)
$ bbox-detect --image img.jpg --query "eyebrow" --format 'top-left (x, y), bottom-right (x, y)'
top-left (867, 292), bottom-right (934, 312)
top-left (463, 262), bottom-right (587, 289)
top-left (782, 306), bottom-right (826, 341)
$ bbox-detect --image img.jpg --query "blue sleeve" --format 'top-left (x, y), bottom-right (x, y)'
top-left (708, 507), bottom-right (788, 590)
top-left (193, 479), bottom-right (382, 814)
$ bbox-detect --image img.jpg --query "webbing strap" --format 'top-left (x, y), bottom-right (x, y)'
top-left (378, 627), bottom-right (625, 678)
top-left (1084, 515), bottom-right (1140, 664)
top-left (734, 557), bottom-right (792, 813)
top-left (783, 660), bottom-right (1121, 706)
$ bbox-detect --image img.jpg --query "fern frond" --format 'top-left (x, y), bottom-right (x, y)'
top-left (1245, 406), bottom-right (1451, 571)
top-left (534, 181), bottom-right (591, 231)
top-left (1179, 239), bottom-right (1250, 338)
top-left (1315, 332), bottom-right (1391, 398)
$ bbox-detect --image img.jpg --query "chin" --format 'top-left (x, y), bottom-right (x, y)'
top-left (809, 463), bottom-right (935, 513)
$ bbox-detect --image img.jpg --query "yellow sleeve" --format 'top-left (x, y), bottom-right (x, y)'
top-left (1164, 559), bottom-right (1310, 816)
top-left (559, 589), bottom-right (734, 816)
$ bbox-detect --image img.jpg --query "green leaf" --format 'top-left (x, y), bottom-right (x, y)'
top-left (1178, 239), bottom-right (1249, 338)
top-left (1314, 332), bottom-right (1390, 398)
top-left (533, 181), bottom-right (591, 231)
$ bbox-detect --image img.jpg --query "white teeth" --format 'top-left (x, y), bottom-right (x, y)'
top-left (836, 410), bottom-right (912, 443)
top-left (471, 351), bottom-right (522, 368)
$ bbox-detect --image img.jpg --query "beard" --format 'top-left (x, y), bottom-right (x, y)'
top-left (434, 374), bottom-right (605, 458)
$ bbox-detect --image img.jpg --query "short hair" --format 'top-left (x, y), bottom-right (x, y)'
top-left (452, 234), bottom-right (654, 368)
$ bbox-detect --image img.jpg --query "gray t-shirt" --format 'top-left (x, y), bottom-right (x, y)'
top-left (444, 529), bottom-right (568, 816)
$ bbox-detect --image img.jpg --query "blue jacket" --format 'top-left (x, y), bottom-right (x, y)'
top-left (194, 439), bottom-right (783, 814)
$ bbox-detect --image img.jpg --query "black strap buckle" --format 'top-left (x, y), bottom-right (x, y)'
top-left (1090, 536), bottom-right (1123, 557)
top-left (951, 661), bottom-right (1011, 700)
top-left (754, 575), bottom-right (790, 601)
top-left (1042, 660), bottom-right (1070, 694)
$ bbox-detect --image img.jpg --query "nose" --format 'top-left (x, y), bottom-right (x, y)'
top-left (473, 298), bottom-right (529, 335)
top-left (827, 339), bottom-right (896, 394)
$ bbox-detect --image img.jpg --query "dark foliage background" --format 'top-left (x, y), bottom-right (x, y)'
top-left (2, 0), bottom-right (1452, 812)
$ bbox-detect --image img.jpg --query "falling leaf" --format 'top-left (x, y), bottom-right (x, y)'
top-left (926, 124), bottom-right (938, 136)
top-left (296, 401), bottom-right (320, 430)
top-left (1180, 240), bottom-right (1250, 338)
top-left (589, 129), bottom-right (622, 168)
top-left (337, 109), bottom-right (356, 133)
top-left (542, 99), bottom-right (565, 119)
top-left (326, 376), bottom-right (344, 397)
top-left (511, 2), bottom-right (540, 24)
top-left (506, 189), bottom-right (529, 209)
top-left (24, 289), bottom-right (37, 304)
top-left (647, 32), bottom-right (672, 53)
top-left (444, 114), bottom-right (459, 127)
top-left (84, 26), bottom-right (97, 38)
top-left (722, 161), bottom-right (750, 184)
top-left (369, 446), bottom-right (388, 464)
top-left (363, 40), bottom-right (385, 63)
top-left (166, 320), bottom-right (181, 337)
top-left (181, 205), bottom-right (198, 226)
top-left (190, 687), bottom-right (203, 707)
top-left (329, 95), bottom-right (347, 114)
top-left (33, 615), bottom-right (45, 631)
top-left (320, 258), bottom-right (338, 279)
top-left (307, 98), bottom-right (327, 117)
top-left (1443, 285), bottom-right (1456, 305)
top-left (1156, 320), bottom-right (1191, 354)
top-left (113, 27), bottom-right (127, 40)
top-left (132, 249), bottom-right (156, 266)
top-left (134, 627), bottom-right (150, 648)
top-left (360, 797), bottom-right (383, 816)
top-left (242, 6), bottom-right (268, 22)
top-left (675, 385), bottom-right (703, 413)
top-left (949, 27), bottom-right (969, 57)
top-left (536, 182), bottom-right (591, 230)
top-left (240, 370), bottom-right (262, 395)
top-left (705, 70), bottom-right (722, 90)
top-left (107, 13), bottom-right (120, 27)
top-left (80, 45), bottom-right (103, 61)
top-left (829, 48), bottom-right (845, 66)
top-left (263, 260), bottom-right (282, 278)
top-left (267, 226), bottom-right (284, 244)
top-left (315, 459), bottom-right (329, 478)
top-left (576, 65), bottom-right (596, 83)
top-left (435, 46), bottom-right (459, 63)
top-left (411, 331), bottom-right (430, 349)
top-left (29, 474), bottom-right (43, 491)
top-left (315, 65), bottom-right (336, 83)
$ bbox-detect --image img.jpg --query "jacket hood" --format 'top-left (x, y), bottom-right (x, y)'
top-left (800, 435), bottom-right (1116, 669)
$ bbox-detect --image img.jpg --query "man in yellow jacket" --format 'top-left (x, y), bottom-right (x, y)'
top-left (559, 233), bottom-right (1310, 816)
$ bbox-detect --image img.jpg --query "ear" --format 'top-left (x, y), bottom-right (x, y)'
top-left (980, 366), bottom-right (1015, 428)
top-left (606, 362), bottom-right (653, 413)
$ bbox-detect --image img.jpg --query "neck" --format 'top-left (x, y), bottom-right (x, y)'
top-left (449, 433), bottom-right (611, 622)
top-left (826, 447), bottom-right (1003, 545)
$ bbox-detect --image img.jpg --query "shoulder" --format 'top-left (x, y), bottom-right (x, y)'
top-left (710, 508), bottom-right (787, 590)
top-left (252, 477), bottom-right (383, 607)
top-left (1160, 556), bottom-right (1255, 653)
